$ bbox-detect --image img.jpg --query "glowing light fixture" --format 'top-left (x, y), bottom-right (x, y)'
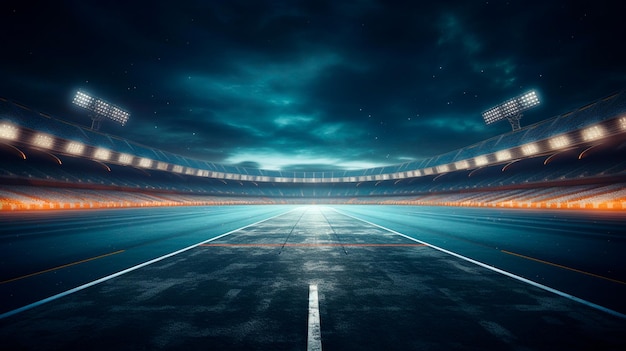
top-left (93, 148), bottom-right (111, 160)
top-left (454, 160), bottom-right (469, 170)
top-left (581, 125), bottom-right (605, 141)
top-left (495, 150), bottom-right (512, 161)
top-left (620, 116), bottom-right (626, 130)
top-left (482, 90), bottom-right (540, 131)
top-left (521, 143), bottom-right (539, 156)
top-left (72, 90), bottom-right (130, 130)
top-left (172, 165), bottom-right (183, 173)
top-left (437, 165), bottom-right (449, 173)
top-left (156, 162), bottom-right (168, 170)
top-left (0, 123), bottom-right (19, 140)
top-left (118, 153), bottom-right (133, 164)
top-left (32, 133), bottom-right (54, 149)
top-left (139, 158), bottom-right (152, 168)
top-left (549, 135), bottom-right (570, 149)
top-left (474, 155), bottom-right (489, 166)
top-left (65, 141), bottom-right (85, 155)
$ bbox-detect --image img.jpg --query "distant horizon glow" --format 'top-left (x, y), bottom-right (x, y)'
top-left (225, 152), bottom-right (385, 171)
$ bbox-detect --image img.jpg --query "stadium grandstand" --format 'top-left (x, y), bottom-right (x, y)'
top-left (1, 92), bottom-right (626, 211)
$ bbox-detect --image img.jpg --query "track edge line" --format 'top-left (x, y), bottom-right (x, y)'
top-left (0, 208), bottom-right (297, 320)
top-left (330, 207), bottom-right (626, 320)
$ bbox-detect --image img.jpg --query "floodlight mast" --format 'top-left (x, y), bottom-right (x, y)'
top-left (90, 115), bottom-right (105, 131)
top-left (72, 90), bottom-right (130, 131)
top-left (482, 90), bottom-right (540, 131)
top-left (507, 113), bottom-right (522, 131)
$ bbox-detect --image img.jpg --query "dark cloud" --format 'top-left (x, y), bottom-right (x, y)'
top-left (1, 0), bottom-right (625, 170)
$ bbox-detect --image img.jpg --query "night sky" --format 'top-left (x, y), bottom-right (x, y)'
top-left (2, 1), bottom-right (625, 171)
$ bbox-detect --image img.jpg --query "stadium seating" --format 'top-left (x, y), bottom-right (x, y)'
top-left (1, 93), bottom-right (626, 210)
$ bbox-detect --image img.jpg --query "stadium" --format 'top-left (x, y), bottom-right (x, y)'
top-left (1, 91), bottom-right (626, 350)
top-left (1, 91), bottom-right (626, 211)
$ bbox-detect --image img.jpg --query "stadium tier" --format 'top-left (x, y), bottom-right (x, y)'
top-left (1, 92), bottom-right (625, 210)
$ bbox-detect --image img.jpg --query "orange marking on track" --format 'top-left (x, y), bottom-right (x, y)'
top-left (0, 250), bottom-right (125, 285)
top-left (200, 243), bottom-right (426, 248)
top-left (501, 250), bottom-right (626, 285)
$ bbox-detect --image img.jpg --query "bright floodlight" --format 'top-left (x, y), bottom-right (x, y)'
top-left (33, 133), bottom-right (54, 149)
top-left (0, 123), bottom-right (19, 140)
top-left (72, 90), bottom-right (130, 130)
top-left (455, 160), bottom-right (469, 170)
top-left (521, 143), bottom-right (539, 156)
top-left (482, 90), bottom-right (540, 131)
top-left (65, 141), bottom-right (85, 155)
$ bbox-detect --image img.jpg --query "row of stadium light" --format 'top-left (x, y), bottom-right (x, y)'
top-left (1, 116), bottom-right (625, 183)
top-left (483, 91), bottom-right (540, 125)
top-left (73, 91), bottom-right (130, 126)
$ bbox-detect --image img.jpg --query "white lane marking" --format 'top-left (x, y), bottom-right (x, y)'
top-left (307, 284), bottom-right (322, 351)
top-left (331, 208), bottom-right (626, 320)
top-left (0, 208), bottom-right (298, 320)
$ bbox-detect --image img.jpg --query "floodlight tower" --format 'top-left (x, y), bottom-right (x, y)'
top-left (482, 90), bottom-right (540, 131)
top-left (72, 90), bottom-right (130, 131)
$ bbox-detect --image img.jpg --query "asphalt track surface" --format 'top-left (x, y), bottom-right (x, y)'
top-left (0, 205), bottom-right (625, 350)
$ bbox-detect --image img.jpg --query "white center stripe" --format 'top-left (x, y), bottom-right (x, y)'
top-left (307, 284), bottom-right (322, 351)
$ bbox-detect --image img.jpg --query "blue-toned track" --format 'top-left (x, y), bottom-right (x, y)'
top-left (1, 205), bottom-right (625, 350)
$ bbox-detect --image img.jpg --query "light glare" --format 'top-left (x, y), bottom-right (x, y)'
top-left (0, 123), bottom-right (19, 140)
top-left (139, 158), bottom-right (152, 168)
top-left (118, 153), bottom-right (133, 164)
top-left (455, 160), bottom-right (469, 170)
top-left (72, 90), bottom-right (130, 126)
top-left (483, 90), bottom-right (540, 125)
top-left (93, 148), bottom-right (111, 160)
top-left (72, 91), bottom-right (93, 109)
top-left (65, 141), bottom-right (85, 155)
top-left (582, 125), bottom-right (605, 141)
top-left (521, 143), bottom-right (539, 155)
top-left (474, 155), bottom-right (488, 166)
top-left (436, 165), bottom-right (449, 173)
top-left (549, 135), bottom-right (570, 149)
top-left (496, 150), bottom-right (512, 161)
top-left (32, 133), bottom-right (54, 149)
